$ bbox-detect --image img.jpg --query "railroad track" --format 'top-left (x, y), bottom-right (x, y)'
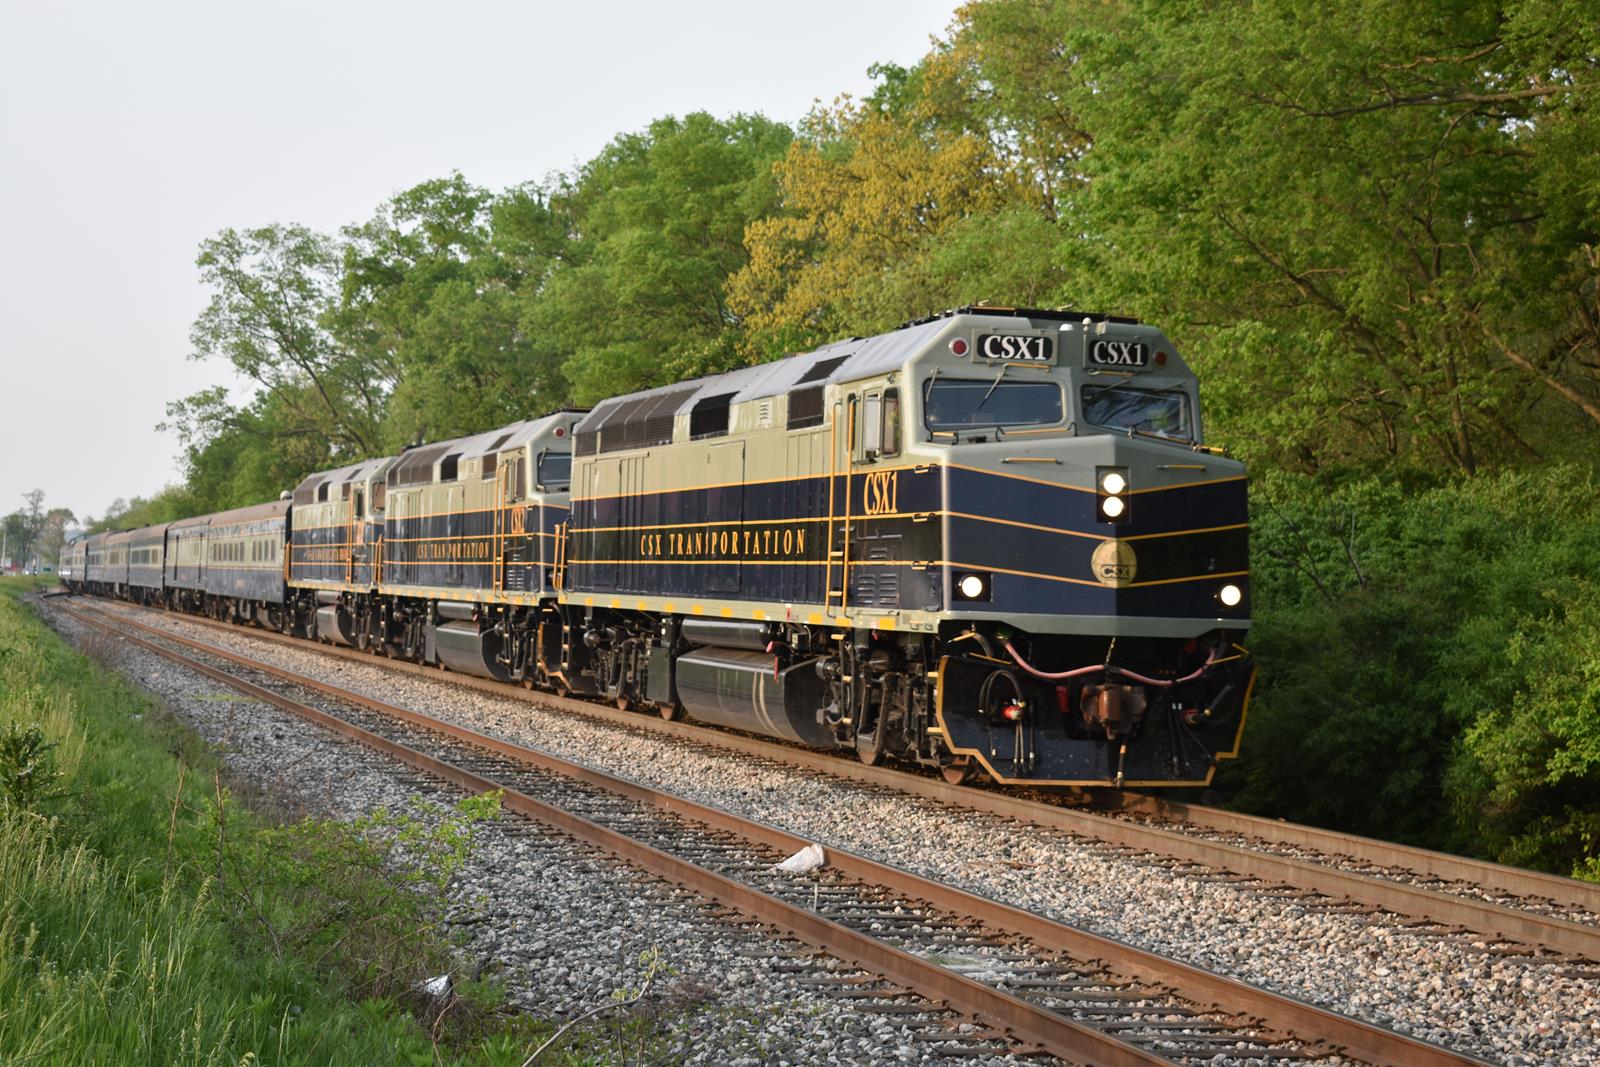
top-left (55, 596), bottom-right (1488, 1067)
top-left (74, 594), bottom-right (1600, 971)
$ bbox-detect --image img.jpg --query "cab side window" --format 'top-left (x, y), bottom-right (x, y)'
top-left (862, 394), bottom-right (883, 457)
top-left (881, 389), bottom-right (900, 458)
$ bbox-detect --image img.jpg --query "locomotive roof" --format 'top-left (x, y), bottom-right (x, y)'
top-left (574, 320), bottom-right (949, 437)
top-left (432, 411), bottom-right (571, 462)
top-left (573, 307), bottom-right (1147, 437)
top-left (291, 454), bottom-right (398, 506)
top-left (386, 411), bottom-right (577, 488)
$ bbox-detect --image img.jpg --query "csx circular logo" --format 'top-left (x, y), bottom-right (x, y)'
top-left (1091, 539), bottom-right (1138, 587)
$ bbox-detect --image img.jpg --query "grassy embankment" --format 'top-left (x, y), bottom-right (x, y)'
top-left (0, 577), bottom-right (620, 1065)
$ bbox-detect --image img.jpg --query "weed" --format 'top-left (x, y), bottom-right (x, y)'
top-left (0, 720), bottom-right (66, 813)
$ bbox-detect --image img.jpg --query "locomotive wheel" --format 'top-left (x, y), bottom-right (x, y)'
top-left (940, 758), bottom-right (976, 786)
top-left (856, 733), bottom-right (886, 766)
top-left (854, 703), bottom-right (886, 765)
top-left (615, 695), bottom-right (632, 712)
top-left (660, 702), bottom-right (684, 722)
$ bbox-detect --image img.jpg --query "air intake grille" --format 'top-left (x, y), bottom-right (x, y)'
top-left (787, 385), bottom-right (825, 429)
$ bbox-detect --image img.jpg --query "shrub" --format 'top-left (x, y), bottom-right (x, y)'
top-left (1227, 465), bottom-right (1600, 875)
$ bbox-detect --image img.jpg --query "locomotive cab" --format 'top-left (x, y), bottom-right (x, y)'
top-left (842, 309), bottom-right (1253, 786)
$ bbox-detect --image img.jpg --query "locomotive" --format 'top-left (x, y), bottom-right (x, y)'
top-left (64, 307), bottom-right (1254, 788)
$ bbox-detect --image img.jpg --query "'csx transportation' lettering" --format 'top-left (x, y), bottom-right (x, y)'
top-left (637, 525), bottom-right (810, 560)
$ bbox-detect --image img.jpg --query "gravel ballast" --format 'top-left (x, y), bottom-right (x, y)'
top-left (44, 602), bottom-right (1045, 1067)
top-left (60, 599), bottom-right (1600, 1065)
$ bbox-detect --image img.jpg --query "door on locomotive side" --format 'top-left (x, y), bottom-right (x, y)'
top-left (839, 376), bottom-right (907, 613)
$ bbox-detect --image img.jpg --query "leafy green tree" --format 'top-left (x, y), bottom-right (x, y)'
top-left (37, 507), bottom-right (75, 567)
top-left (529, 112), bottom-right (793, 402)
top-left (1455, 582), bottom-right (1600, 878)
top-left (2, 491), bottom-right (51, 570)
top-left (730, 63), bottom-right (1032, 357)
top-left (160, 387), bottom-right (317, 512)
top-left (1232, 467), bottom-right (1600, 871)
top-left (82, 490), bottom-right (194, 534)
top-left (189, 224), bottom-right (384, 461)
top-left (1048, 0), bottom-right (1600, 472)
top-left (334, 174), bottom-right (569, 449)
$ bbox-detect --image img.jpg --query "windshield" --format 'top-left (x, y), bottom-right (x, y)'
top-left (923, 378), bottom-right (1063, 431)
top-left (537, 452), bottom-right (571, 491)
top-left (1080, 384), bottom-right (1193, 440)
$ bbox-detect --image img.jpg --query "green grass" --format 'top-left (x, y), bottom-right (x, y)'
top-left (0, 577), bottom-right (611, 1066)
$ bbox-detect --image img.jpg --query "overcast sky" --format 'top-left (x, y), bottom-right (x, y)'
top-left (0, 0), bottom-right (956, 525)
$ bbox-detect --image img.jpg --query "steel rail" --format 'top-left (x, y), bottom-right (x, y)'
top-left (85, 596), bottom-right (1600, 962)
top-left (1078, 790), bottom-right (1600, 914)
top-left (61, 599), bottom-right (1490, 1067)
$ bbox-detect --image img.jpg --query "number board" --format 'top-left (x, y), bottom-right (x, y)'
top-left (1086, 339), bottom-right (1148, 368)
top-left (974, 333), bottom-right (1055, 364)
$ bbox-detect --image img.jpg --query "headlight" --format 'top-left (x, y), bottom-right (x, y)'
top-left (1096, 466), bottom-right (1129, 524)
top-left (1219, 583), bottom-right (1243, 607)
top-left (954, 572), bottom-right (991, 601)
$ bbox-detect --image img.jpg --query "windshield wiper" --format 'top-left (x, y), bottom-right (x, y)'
top-left (978, 363), bottom-right (1010, 408)
top-left (1125, 426), bottom-right (1196, 446)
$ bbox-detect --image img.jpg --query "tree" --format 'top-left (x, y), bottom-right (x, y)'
top-left (37, 507), bottom-right (76, 567)
top-left (1048, 0), bottom-right (1600, 472)
top-left (83, 490), bottom-right (193, 535)
top-left (1, 512), bottom-right (26, 569)
top-left (333, 174), bottom-right (569, 449)
top-left (161, 387), bottom-right (311, 513)
top-left (1, 492), bottom-right (72, 570)
top-left (729, 67), bottom-right (1027, 358)
top-left (190, 224), bottom-right (385, 462)
top-left (527, 112), bottom-right (793, 402)
top-left (2, 491), bottom-right (47, 569)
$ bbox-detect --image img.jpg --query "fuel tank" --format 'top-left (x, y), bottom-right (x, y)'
top-left (674, 646), bottom-right (834, 748)
top-left (435, 620), bottom-right (510, 681)
top-left (315, 605), bottom-right (355, 647)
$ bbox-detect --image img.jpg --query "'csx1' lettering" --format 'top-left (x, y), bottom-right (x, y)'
top-left (863, 470), bottom-right (899, 515)
top-left (1089, 340), bottom-right (1148, 366)
top-left (977, 333), bottom-right (1054, 362)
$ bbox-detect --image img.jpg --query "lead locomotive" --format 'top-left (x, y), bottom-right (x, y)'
top-left (65, 307), bottom-right (1253, 788)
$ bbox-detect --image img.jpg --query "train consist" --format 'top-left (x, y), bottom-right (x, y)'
top-left (61, 307), bottom-right (1255, 788)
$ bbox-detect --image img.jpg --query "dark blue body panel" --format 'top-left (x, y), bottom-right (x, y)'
top-left (565, 462), bottom-right (1247, 622)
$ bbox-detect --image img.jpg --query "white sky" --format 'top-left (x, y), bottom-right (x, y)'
top-left (0, 0), bottom-right (957, 524)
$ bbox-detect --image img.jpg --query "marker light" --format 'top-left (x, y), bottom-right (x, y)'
top-left (1219, 583), bottom-right (1243, 607)
top-left (949, 337), bottom-right (969, 356)
top-left (1100, 471), bottom-right (1127, 495)
top-left (959, 574), bottom-right (986, 599)
top-left (1101, 495), bottom-right (1126, 518)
